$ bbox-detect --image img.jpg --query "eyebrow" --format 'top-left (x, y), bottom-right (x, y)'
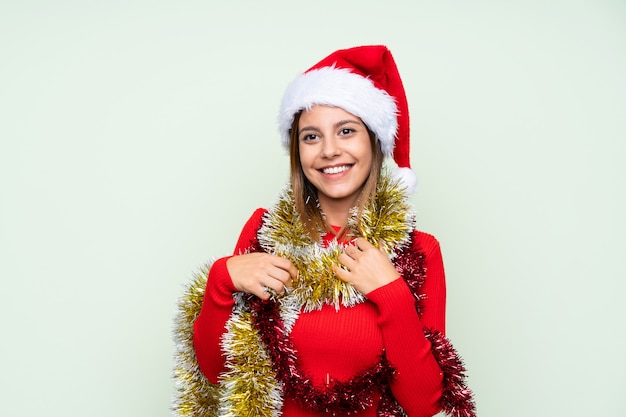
top-left (299, 119), bottom-right (363, 133)
top-left (335, 119), bottom-right (363, 128)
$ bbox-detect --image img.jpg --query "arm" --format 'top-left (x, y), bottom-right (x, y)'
top-left (192, 208), bottom-right (267, 383)
top-left (366, 231), bottom-right (446, 416)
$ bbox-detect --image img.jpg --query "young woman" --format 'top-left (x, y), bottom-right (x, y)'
top-left (173, 45), bottom-right (475, 417)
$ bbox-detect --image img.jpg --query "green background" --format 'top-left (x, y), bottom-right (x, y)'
top-left (1, 1), bottom-right (625, 416)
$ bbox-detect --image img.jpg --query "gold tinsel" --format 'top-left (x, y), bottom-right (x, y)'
top-left (172, 171), bottom-right (415, 417)
top-left (172, 264), bottom-right (221, 416)
top-left (220, 303), bottom-right (283, 417)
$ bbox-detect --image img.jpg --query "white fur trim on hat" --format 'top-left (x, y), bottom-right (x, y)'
top-left (279, 66), bottom-right (398, 157)
top-left (391, 166), bottom-right (419, 195)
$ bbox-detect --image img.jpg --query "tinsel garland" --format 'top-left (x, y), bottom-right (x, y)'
top-left (219, 298), bottom-right (284, 417)
top-left (425, 329), bottom-right (476, 417)
top-left (172, 172), bottom-right (476, 417)
top-left (249, 295), bottom-right (397, 415)
top-left (172, 264), bottom-right (221, 416)
top-left (257, 173), bottom-right (414, 311)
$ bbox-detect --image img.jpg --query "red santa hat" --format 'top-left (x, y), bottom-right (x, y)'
top-left (279, 45), bottom-right (418, 194)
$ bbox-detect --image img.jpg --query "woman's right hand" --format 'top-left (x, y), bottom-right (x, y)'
top-left (226, 253), bottom-right (298, 300)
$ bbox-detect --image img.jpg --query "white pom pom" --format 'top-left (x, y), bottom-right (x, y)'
top-left (392, 167), bottom-right (418, 195)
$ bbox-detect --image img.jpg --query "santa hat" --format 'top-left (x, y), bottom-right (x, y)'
top-left (278, 45), bottom-right (418, 194)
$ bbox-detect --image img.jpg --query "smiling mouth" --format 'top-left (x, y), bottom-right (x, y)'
top-left (321, 165), bottom-right (352, 174)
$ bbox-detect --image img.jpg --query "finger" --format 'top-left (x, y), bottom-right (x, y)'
top-left (272, 257), bottom-right (299, 281)
top-left (343, 245), bottom-right (356, 259)
top-left (267, 264), bottom-right (294, 286)
top-left (256, 286), bottom-right (272, 300)
top-left (284, 274), bottom-right (295, 289)
top-left (332, 264), bottom-right (350, 283)
top-left (261, 278), bottom-right (285, 295)
top-left (345, 244), bottom-right (364, 259)
top-left (338, 252), bottom-right (355, 269)
top-left (355, 237), bottom-right (374, 251)
top-left (286, 263), bottom-right (299, 283)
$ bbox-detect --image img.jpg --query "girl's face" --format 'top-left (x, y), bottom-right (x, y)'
top-left (297, 105), bottom-right (373, 215)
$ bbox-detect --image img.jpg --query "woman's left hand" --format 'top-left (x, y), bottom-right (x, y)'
top-left (334, 237), bottom-right (400, 295)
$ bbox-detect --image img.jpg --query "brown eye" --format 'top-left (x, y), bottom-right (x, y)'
top-left (300, 134), bottom-right (318, 142)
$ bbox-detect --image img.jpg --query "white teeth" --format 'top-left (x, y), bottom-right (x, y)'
top-left (322, 165), bottom-right (350, 174)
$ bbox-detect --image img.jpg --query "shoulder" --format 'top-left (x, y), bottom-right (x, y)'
top-left (233, 208), bottom-right (268, 252)
top-left (243, 208), bottom-right (268, 229)
top-left (411, 229), bottom-right (442, 257)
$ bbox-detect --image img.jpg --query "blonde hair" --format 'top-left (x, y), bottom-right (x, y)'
top-left (288, 111), bottom-right (384, 241)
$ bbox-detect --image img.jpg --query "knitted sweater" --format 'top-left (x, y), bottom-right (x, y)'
top-left (193, 208), bottom-right (446, 416)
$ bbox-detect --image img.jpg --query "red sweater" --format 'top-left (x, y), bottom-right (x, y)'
top-left (193, 208), bottom-right (446, 416)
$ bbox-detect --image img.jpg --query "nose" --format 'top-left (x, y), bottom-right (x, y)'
top-left (320, 136), bottom-right (340, 158)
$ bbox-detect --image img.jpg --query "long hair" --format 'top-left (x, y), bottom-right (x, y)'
top-left (289, 110), bottom-right (385, 241)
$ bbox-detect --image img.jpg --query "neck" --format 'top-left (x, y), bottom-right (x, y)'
top-left (322, 209), bottom-right (350, 229)
top-left (318, 196), bottom-right (358, 229)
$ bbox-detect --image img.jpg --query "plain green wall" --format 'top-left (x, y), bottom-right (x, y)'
top-left (1, 1), bottom-right (625, 416)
